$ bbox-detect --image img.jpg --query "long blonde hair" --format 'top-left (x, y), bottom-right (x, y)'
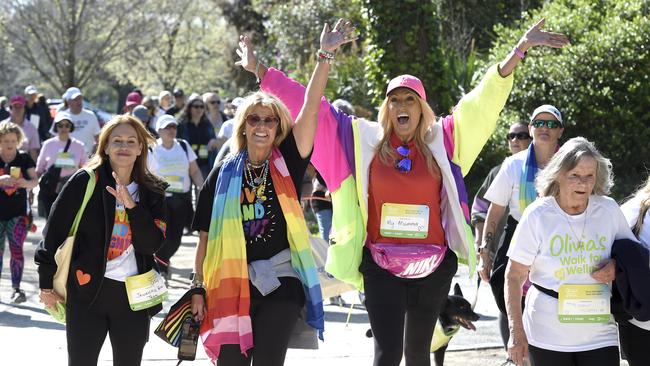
top-left (631, 176), bottom-right (650, 238)
top-left (376, 95), bottom-right (440, 178)
top-left (87, 115), bottom-right (165, 194)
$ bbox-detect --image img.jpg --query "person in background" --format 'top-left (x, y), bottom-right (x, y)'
top-left (124, 92), bottom-right (142, 114)
top-left (141, 96), bottom-right (159, 132)
top-left (217, 96), bottom-right (245, 142)
top-left (617, 176), bottom-right (650, 366)
top-left (166, 88), bottom-right (186, 117)
top-left (24, 85), bottom-right (53, 142)
top-left (203, 92), bottom-right (227, 130)
top-left (132, 105), bottom-right (157, 137)
top-left (36, 111), bottom-right (87, 218)
top-left (177, 94), bottom-right (217, 179)
top-left (505, 137), bottom-right (634, 366)
top-left (471, 120), bottom-right (531, 351)
top-left (148, 115), bottom-right (203, 280)
top-left (4, 95), bottom-right (40, 162)
top-left (36, 115), bottom-right (167, 366)
top-left (0, 97), bottom-right (9, 121)
top-left (0, 121), bottom-right (38, 303)
top-left (223, 98), bottom-right (237, 120)
top-left (59, 87), bottom-right (101, 157)
top-left (158, 90), bottom-right (172, 112)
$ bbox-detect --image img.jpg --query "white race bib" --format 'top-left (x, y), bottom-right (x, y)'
top-left (54, 152), bottom-right (76, 169)
top-left (125, 269), bottom-right (168, 311)
top-left (380, 203), bottom-right (429, 239)
top-left (558, 284), bottom-right (611, 323)
top-left (164, 175), bottom-right (185, 193)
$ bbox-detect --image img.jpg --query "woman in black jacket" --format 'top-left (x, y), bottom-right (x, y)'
top-left (35, 115), bottom-right (167, 366)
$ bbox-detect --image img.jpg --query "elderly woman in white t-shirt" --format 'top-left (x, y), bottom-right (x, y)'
top-left (505, 137), bottom-right (636, 366)
top-left (148, 115), bottom-right (204, 278)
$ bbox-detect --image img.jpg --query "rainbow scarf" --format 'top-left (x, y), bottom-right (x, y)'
top-left (519, 144), bottom-right (539, 214)
top-left (201, 148), bottom-right (324, 361)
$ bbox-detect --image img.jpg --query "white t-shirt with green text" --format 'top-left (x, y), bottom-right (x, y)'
top-left (148, 139), bottom-right (197, 195)
top-left (508, 195), bottom-right (636, 352)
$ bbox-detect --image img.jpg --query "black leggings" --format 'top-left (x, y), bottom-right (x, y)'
top-left (618, 320), bottom-right (650, 366)
top-left (361, 247), bottom-right (458, 366)
top-left (66, 278), bottom-right (150, 366)
top-left (156, 192), bottom-right (191, 270)
top-left (217, 296), bottom-right (303, 366)
top-left (490, 215), bottom-right (518, 348)
top-left (528, 344), bottom-right (619, 366)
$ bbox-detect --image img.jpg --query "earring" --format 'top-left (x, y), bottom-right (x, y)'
top-left (243, 131), bottom-right (246, 135)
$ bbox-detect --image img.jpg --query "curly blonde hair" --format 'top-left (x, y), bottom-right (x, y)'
top-left (0, 121), bottom-right (25, 147)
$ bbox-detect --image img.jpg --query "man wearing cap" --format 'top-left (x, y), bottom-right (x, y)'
top-left (24, 85), bottom-right (53, 143)
top-left (123, 91), bottom-right (142, 114)
top-left (58, 87), bottom-right (101, 156)
top-left (35, 111), bottom-right (87, 217)
top-left (3, 95), bottom-right (41, 162)
top-left (478, 104), bottom-right (564, 355)
top-left (147, 114), bottom-right (203, 278)
top-left (165, 88), bottom-right (185, 117)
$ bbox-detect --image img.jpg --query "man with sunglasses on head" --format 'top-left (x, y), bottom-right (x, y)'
top-left (477, 104), bottom-right (564, 355)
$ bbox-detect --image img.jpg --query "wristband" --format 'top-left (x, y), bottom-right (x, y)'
top-left (255, 59), bottom-right (261, 84)
top-left (316, 49), bottom-right (335, 64)
top-left (514, 46), bottom-right (527, 60)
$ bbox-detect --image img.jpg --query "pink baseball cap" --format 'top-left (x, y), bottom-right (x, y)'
top-left (386, 74), bottom-right (426, 100)
top-left (10, 95), bottom-right (26, 106)
top-left (125, 92), bottom-right (142, 107)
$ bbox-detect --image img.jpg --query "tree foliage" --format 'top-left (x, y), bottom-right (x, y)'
top-left (475, 0), bottom-right (650, 199)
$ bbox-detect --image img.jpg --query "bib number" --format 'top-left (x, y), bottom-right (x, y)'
top-left (198, 145), bottom-right (209, 159)
top-left (380, 203), bottom-right (429, 239)
top-left (55, 152), bottom-right (76, 168)
top-left (558, 284), bottom-right (611, 323)
top-left (164, 175), bottom-right (185, 193)
top-left (125, 269), bottom-right (168, 311)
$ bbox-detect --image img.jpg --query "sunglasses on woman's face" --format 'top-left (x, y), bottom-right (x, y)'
top-left (506, 132), bottom-right (532, 141)
top-left (57, 123), bottom-right (72, 129)
top-left (209, 100), bottom-right (220, 105)
top-left (245, 114), bottom-right (279, 128)
top-left (531, 119), bottom-right (562, 129)
top-left (395, 145), bottom-right (412, 172)
top-left (191, 104), bottom-right (205, 110)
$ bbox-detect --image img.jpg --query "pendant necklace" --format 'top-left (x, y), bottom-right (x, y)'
top-left (245, 158), bottom-right (269, 203)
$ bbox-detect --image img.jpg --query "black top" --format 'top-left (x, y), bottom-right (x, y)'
top-left (194, 130), bottom-right (310, 261)
top-left (25, 101), bottom-right (53, 142)
top-left (0, 152), bottom-right (36, 220)
top-left (34, 161), bottom-right (166, 314)
top-left (310, 172), bottom-right (332, 213)
top-left (178, 120), bottom-right (216, 167)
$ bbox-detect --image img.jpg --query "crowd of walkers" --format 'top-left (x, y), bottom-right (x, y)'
top-left (0, 17), bottom-right (648, 366)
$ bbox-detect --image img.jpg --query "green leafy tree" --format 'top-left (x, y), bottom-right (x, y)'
top-left (473, 0), bottom-right (650, 200)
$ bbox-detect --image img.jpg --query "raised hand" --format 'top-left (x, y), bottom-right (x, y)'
top-left (106, 171), bottom-right (136, 209)
top-left (320, 18), bottom-right (357, 53)
top-left (235, 35), bottom-right (258, 74)
top-left (520, 18), bottom-right (570, 50)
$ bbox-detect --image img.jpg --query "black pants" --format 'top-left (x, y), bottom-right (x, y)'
top-left (490, 215), bottom-right (518, 348)
top-left (618, 320), bottom-right (650, 366)
top-left (66, 278), bottom-right (150, 366)
top-left (217, 295), bottom-right (303, 366)
top-left (39, 191), bottom-right (58, 219)
top-left (360, 247), bottom-right (458, 366)
top-left (156, 192), bottom-right (191, 270)
top-left (528, 345), bottom-right (619, 366)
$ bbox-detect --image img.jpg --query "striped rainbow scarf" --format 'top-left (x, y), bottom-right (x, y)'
top-left (519, 143), bottom-right (538, 214)
top-left (200, 148), bottom-right (324, 361)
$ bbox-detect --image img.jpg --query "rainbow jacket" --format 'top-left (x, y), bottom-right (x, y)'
top-left (261, 64), bottom-right (513, 290)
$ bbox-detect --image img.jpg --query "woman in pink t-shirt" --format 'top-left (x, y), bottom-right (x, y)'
top-left (36, 112), bottom-right (87, 217)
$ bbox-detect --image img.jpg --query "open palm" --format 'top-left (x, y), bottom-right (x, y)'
top-left (235, 35), bottom-right (257, 73)
top-left (320, 19), bottom-right (357, 53)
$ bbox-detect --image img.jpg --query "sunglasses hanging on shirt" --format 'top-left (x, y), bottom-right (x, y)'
top-left (395, 145), bottom-right (412, 173)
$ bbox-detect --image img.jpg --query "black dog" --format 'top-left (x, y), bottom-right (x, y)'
top-left (365, 283), bottom-right (479, 366)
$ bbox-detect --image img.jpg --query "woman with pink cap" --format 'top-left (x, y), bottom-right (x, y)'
top-left (238, 18), bottom-right (568, 365)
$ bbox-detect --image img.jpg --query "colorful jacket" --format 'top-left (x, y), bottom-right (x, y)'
top-left (261, 65), bottom-right (513, 289)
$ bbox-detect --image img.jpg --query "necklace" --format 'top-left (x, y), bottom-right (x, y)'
top-left (244, 158), bottom-right (269, 203)
top-left (561, 200), bottom-right (589, 245)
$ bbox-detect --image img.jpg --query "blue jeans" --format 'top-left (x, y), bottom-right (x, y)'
top-left (314, 209), bottom-right (332, 242)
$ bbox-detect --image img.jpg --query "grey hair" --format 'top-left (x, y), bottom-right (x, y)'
top-left (535, 137), bottom-right (613, 197)
top-left (332, 99), bottom-right (356, 116)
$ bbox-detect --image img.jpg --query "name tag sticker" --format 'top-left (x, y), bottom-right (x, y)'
top-left (380, 203), bottom-right (429, 239)
top-left (558, 284), bottom-right (611, 323)
top-left (164, 175), bottom-right (185, 193)
top-left (54, 152), bottom-right (76, 168)
top-left (125, 269), bottom-right (168, 311)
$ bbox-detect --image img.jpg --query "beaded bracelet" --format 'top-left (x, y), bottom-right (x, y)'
top-left (316, 49), bottom-right (335, 63)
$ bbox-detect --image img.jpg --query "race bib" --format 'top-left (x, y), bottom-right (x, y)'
top-left (197, 145), bottom-right (208, 159)
top-left (164, 175), bottom-right (185, 193)
top-left (54, 152), bottom-right (76, 168)
top-left (125, 269), bottom-right (168, 311)
top-left (558, 284), bottom-right (611, 323)
top-left (380, 203), bottom-right (429, 239)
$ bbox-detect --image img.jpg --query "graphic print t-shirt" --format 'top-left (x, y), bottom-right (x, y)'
top-left (193, 131), bottom-right (310, 262)
top-left (507, 195), bottom-right (636, 352)
top-left (105, 182), bottom-right (139, 281)
top-left (0, 152), bottom-right (36, 220)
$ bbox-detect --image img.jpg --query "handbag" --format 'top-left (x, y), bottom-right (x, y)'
top-left (155, 287), bottom-right (206, 347)
top-left (48, 168), bottom-right (96, 322)
top-left (39, 138), bottom-right (72, 196)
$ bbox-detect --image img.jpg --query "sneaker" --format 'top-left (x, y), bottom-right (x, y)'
top-left (11, 289), bottom-right (26, 304)
top-left (329, 295), bottom-right (346, 307)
